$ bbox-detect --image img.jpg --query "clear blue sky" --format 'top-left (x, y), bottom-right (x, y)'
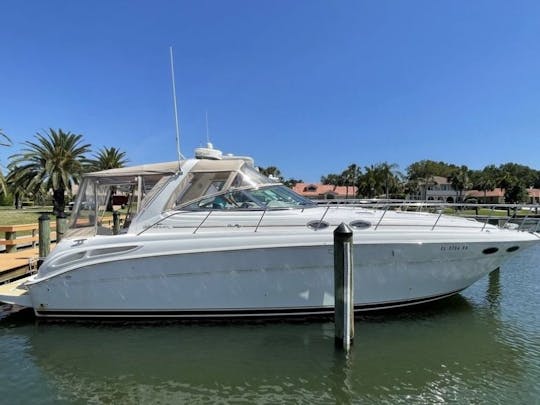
top-left (1, 0), bottom-right (540, 182)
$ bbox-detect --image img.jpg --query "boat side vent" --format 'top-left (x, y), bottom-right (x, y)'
top-left (87, 245), bottom-right (139, 257)
top-left (506, 246), bottom-right (520, 253)
top-left (53, 252), bottom-right (86, 266)
top-left (307, 220), bottom-right (329, 230)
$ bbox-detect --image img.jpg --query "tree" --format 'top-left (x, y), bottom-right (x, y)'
top-left (5, 165), bottom-right (38, 209)
top-left (88, 146), bottom-right (128, 172)
top-left (407, 160), bottom-right (452, 201)
top-left (88, 146), bottom-right (129, 211)
top-left (8, 129), bottom-right (91, 214)
top-left (357, 165), bottom-right (379, 198)
top-left (471, 165), bottom-right (498, 203)
top-left (505, 184), bottom-right (529, 203)
top-left (282, 178), bottom-right (303, 188)
top-left (259, 166), bottom-right (283, 182)
top-left (377, 162), bottom-right (402, 199)
top-left (321, 173), bottom-right (343, 188)
top-left (341, 164), bottom-right (361, 198)
top-left (449, 165), bottom-right (471, 203)
top-left (407, 160), bottom-right (458, 181)
top-left (0, 129), bottom-right (11, 196)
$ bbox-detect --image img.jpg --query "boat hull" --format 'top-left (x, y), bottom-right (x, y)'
top-left (23, 237), bottom-right (534, 318)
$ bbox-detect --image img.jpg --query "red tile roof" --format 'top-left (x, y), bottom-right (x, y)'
top-left (467, 188), bottom-right (540, 198)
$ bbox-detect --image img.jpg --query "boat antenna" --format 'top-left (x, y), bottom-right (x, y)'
top-left (169, 46), bottom-right (185, 171)
top-left (205, 110), bottom-right (211, 146)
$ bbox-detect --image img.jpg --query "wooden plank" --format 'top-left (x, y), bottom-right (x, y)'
top-left (0, 236), bottom-right (39, 246)
top-left (0, 223), bottom-right (57, 232)
top-left (0, 247), bottom-right (40, 274)
top-left (0, 224), bottom-right (38, 232)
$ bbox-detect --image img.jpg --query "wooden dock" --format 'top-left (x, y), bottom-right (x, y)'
top-left (0, 247), bottom-right (39, 283)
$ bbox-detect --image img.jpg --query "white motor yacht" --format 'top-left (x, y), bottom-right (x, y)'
top-left (1, 146), bottom-right (539, 318)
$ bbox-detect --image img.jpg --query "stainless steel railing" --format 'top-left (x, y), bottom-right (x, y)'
top-left (137, 201), bottom-right (540, 236)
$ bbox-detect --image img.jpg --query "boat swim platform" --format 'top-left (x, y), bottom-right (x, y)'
top-left (0, 276), bottom-right (32, 306)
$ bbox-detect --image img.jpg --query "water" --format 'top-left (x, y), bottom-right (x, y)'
top-left (1, 247), bottom-right (539, 404)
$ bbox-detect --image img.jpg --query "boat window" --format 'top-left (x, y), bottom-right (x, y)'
top-left (172, 171), bottom-right (234, 208)
top-left (67, 172), bottom-right (175, 238)
top-left (181, 185), bottom-right (315, 211)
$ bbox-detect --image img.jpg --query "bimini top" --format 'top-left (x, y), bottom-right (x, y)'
top-left (84, 161), bottom-right (183, 180)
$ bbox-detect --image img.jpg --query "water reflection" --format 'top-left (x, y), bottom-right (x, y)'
top-left (486, 268), bottom-right (501, 309)
top-left (0, 294), bottom-right (531, 404)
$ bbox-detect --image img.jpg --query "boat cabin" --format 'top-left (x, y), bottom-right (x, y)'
top-left (67, 156), bottom-right (313, 238)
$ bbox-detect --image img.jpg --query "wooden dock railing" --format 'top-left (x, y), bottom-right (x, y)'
top-left (0, 223), bottom-right (57, 253)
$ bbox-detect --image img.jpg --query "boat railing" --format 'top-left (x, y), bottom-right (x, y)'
top-left (137, 200), bottom-right (540, 236)
top-left (314, 199), bottom-right (540, 232)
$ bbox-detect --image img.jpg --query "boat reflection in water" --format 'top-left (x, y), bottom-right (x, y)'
top-left (0, 295), bottom-right (525, 404)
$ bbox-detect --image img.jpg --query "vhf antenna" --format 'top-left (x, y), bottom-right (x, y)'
top-left (205, 110), bottom-right (211, 145)
top-left (169, 46), bottom-right (185, 171)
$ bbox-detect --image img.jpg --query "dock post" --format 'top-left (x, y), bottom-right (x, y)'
top-left (38, 213), bottom-right (51, 261)
top-left (56, 212), bottom-right (67, 243)
top-left (5, 230), bottom-right (16, 253)
top-left (113, 211), bottom-right (120, 235)
top-left (334, 223), bottom-right (354, 351)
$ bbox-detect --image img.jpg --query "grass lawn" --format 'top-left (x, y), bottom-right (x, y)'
top-left (0, 207), bottom-right (57, 226)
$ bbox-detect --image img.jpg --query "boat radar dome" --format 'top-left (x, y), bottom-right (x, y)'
top-left (194, 143), bottom-right (223, 160)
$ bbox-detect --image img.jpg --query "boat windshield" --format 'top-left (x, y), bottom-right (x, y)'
top-left (170, 162), bottom-right (314, 210)
top-left (181, 185), bottom-right (315, 210)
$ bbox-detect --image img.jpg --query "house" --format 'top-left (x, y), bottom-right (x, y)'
top-left (466, 188), bottom-right (505, 204)
top-left (409, 176), bottom-right (459, 202)
top-left (466, 188), bottom-right (540, 204)
top-left (291, 183), bottom-right (358, 200)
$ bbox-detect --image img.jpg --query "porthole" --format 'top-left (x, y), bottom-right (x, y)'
top-left (482, 247), bottom-right (499, 255)
top-left (349, 220), bottom-right (371, 230)
top-left (307, 220), bottom-right (329, 230)
top-left (506, 246), bottom-right (520, 253)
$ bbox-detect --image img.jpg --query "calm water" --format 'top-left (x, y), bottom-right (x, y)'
top-left (1, 246), bottom-right (539, 404)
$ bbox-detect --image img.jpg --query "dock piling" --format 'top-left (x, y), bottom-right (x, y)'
top-left (334, 223), bottom-right (354, 351)
top-left (38, 213), bottom-right (50, 262)
top-left (56, 212), bottom-right (67, 243)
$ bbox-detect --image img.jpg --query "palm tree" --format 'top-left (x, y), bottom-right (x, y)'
top-left (321, 173), bottom-right (344, 191)
top-left (5, 166), bottom-right (29, 209)
top-left (358, 165), bottom-right (379, 198)
top-left (88, 146), bottom-right (129, 211)
top-left (259, 166), bottom-right (283, 182)
top-left (475, 173), bottom-right (496, 203)
top-left (341, 164), bottom-right (361, 198)
top-left (0, 129), bottom-right (10, 147)
top-left (377, 162), bottom-right (402, 199)
top-left (449, 166), bottom-right (471, 203)
top-left (0, 129), bottom-right (12, 195)
top-left (89, 146), bottom-right (128, 171)
top-left (8, 128), bottom-right (91, 214)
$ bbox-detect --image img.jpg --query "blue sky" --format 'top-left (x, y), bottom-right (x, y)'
top-left (1, 0), bottom-right (540, 182)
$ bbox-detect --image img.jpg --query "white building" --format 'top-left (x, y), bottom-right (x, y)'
top-left (411, 176), bottom-right (459, 203)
